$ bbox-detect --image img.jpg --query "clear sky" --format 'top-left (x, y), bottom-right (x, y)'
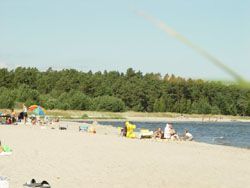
top-left (0, 0), bottom-right (249, 81)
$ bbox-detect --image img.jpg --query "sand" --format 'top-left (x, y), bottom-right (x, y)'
top-left (1, 122), bottom-right (250, 188)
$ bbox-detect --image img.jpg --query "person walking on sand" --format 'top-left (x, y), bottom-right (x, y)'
top-left (23, 104), bottom-right (28, 124)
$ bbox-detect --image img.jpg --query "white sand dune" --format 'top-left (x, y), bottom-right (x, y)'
top-left (0, 122), bottom-right (250, 188)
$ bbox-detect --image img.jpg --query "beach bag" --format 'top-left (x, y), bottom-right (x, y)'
top-left (0, 177), bottom-right (9, 188)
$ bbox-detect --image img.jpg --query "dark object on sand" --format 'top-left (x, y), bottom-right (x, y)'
top-left (59, 124), bottom-right (68, 130)
top-left (23, 179), bottom-right (51, 187)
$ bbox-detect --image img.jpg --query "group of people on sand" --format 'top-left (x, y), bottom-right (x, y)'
top-left (121, 121), bottom-right (193, 141)
top-left (0, 109), bottom-right (18, 125)
top-left (0, 104), bottom-right (28, 125)
top-left (153, 123), bottom-right (193, 141)
top-left (0, 104), bottom-right (60, 126)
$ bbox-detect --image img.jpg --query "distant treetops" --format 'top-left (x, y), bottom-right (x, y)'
top-left (0, 67), bottom-right (249, 115)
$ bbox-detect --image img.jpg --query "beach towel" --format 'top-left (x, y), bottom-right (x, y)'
top-left (0, 145), bottom-right (12, 156)
top-left (0, 152), bottom-right (12, 156)
top-left (3, 146), bottom-right (12, 152)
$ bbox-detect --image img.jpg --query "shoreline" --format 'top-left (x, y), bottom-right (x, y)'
top-left (49, 110), bottom-right (250, 123)
top-left (64, 117), bottom-right (250, 123)
top-left (63, 120), bottom-right (250, 150)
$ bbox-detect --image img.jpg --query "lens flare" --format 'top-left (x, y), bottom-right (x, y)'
top-left (134, 10), bottom-right (249, 87)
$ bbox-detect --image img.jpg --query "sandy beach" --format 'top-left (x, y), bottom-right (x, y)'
top-left (1, 122), bottom-right (250, 188)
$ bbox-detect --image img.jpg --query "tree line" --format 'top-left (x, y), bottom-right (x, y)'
top-left (0, 67), bottom-right (250, 115)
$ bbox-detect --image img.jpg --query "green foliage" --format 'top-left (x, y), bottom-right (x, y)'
top-left (91, 96), bottom-right (125, 112)
top-left (67, 91), bottom-right (91, 110)
top-left (39, 94), bottom-right (58, 110)
top-left (210, 105), bottom-right (221, 115)
top-left (0, 67), bottom-right (250, 116)
top-left (81, 114), bottom-right (89, 119)
top-left (15, 84), bottom-right (40, 103)
top-left (0, 87), bottom-right (16, 108)
top-left (153, 98), bottom-right (166, 112)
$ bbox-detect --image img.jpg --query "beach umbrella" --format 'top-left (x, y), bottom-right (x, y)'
top-left (28, 105), bottom-right (39, 111)
top-left (32, 106), bottom-right (46, 116)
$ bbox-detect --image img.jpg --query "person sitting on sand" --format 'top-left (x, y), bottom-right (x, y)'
top-left (153, 128), bottom-right (163, 139)
top-left (31, 115), bottom-right (37, 125)
top-left (10, 108), bottom-right (17, 123)
top-left (6, 116), bottom-right (12, 124)
top-left (88, 126), bottom-right (96, 134)
top-left (54, 117), bottom-right (60, 122)
top-left (164, 123), bottom-right (179, 140)
top-left (170, 128), bottom-right (180, 141)
top-left (164, 123), bottom-right (172, 139)
top-left (121, 122), bottom-right (127, 137)
top-left (183, 129), bottom-right (193, 141)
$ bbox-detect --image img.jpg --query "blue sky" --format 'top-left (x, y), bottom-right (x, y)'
top-left (0, 0), bottom-right (249, 81)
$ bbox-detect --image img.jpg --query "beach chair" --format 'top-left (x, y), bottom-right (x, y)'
top-left (79, 124), bottom-right (89, 132)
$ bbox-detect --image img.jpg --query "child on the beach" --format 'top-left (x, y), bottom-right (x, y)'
top-left (154, 128), bottom-right (163, 139)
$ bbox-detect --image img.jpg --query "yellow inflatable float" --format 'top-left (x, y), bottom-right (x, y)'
top-left (125, 121), bottom-right (136, 138)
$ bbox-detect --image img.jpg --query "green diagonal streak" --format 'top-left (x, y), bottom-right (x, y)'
top-left (136, 11), bottom-right (249, 87)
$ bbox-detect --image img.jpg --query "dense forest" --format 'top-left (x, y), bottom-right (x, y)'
top-left (0, 67), bottom-right (250, 116)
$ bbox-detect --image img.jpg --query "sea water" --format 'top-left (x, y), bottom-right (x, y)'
top-left (84, 121), bottom-right (250, 149)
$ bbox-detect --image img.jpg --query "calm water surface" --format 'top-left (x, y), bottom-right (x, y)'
top-left (82, 121), bottom-right (250, 149)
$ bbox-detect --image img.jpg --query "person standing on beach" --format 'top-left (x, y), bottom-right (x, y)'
top-left (23, 104), bottom-right (28, 124)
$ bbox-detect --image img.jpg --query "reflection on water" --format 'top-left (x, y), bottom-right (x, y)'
top-left (82, 121), bottom-right (250, 149)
